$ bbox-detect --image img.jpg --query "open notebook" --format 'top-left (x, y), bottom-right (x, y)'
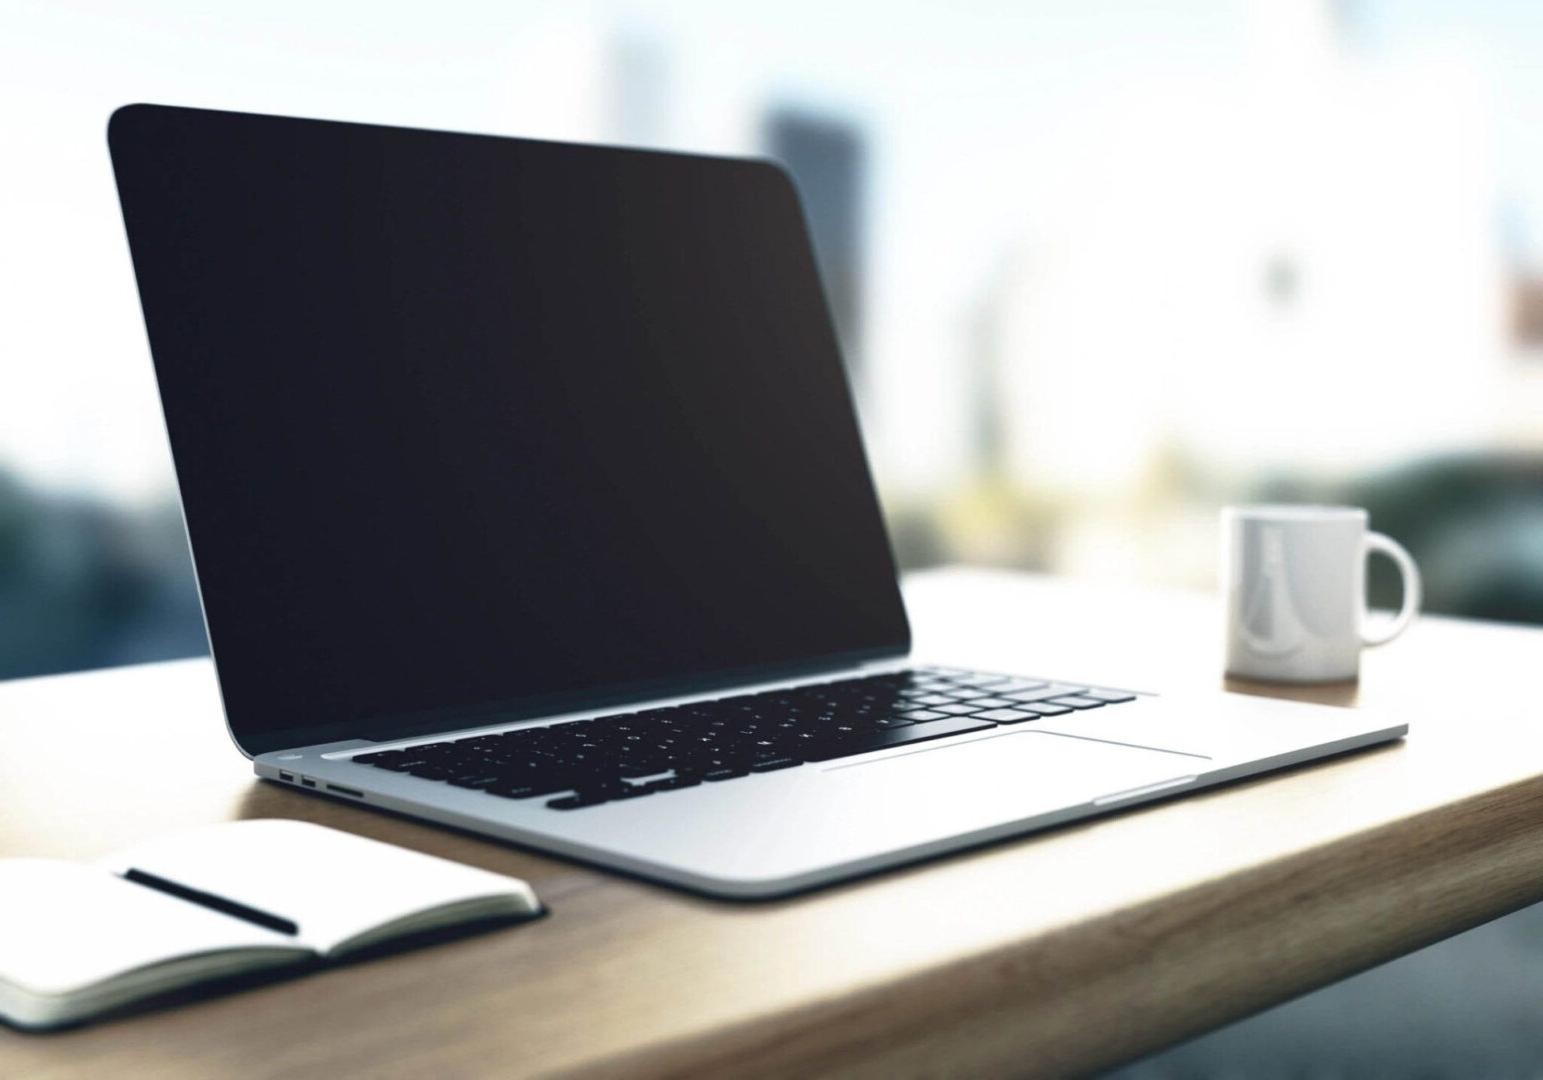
top-left (0, 819), bottom-right (541, 1030)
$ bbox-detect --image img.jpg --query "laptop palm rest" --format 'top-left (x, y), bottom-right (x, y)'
top-left (590, 730), bottom-right (1210, 889)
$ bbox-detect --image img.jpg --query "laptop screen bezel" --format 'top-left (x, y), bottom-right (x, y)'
top-left (108, 104), bottom-right (912, 758)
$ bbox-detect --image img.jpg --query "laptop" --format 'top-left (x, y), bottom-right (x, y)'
top-left (108, 104), bottom-right (1405, 899)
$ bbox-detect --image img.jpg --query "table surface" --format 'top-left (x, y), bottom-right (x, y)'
top-left (4, 567), bottom-right (1543, 1079)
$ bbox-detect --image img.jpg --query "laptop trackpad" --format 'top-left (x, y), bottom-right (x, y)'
top-left (809, 728), bottom-right (1210, 833)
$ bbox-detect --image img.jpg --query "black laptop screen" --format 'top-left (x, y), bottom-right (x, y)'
top-left (109, 105), bottom-right (909, 755)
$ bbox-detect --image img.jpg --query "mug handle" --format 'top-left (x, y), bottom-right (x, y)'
top-left (1361, 532), bottom-right (1421, 647)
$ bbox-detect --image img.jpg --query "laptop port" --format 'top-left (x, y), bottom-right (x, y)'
top-left (325, 784), bottom-right (364, 798)
top-left (278, 771), bottom-right (293, 782)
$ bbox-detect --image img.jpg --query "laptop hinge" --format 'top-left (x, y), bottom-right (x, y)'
top-left (351, 649), bottom-right (907, 745)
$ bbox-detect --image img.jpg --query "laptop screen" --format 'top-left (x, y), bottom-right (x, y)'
top-left (109, 105), bottom-right (909, 755)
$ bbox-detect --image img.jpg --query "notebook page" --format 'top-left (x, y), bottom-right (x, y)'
top-left (100, 820), bottom-right (540, 955)
top-left (0, 859), bottom-right (303, 1000)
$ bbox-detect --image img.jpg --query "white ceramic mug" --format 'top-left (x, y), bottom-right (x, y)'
top-left (1222, 505), bottom-right (1421, 683)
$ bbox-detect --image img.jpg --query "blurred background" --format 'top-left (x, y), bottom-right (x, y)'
top-left (6, 0), bottom-right (1543, 680)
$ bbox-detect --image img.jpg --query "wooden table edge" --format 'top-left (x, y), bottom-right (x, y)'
top-left (562, 770), bottom-right (1543, 1078)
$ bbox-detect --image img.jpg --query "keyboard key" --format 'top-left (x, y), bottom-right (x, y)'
top-left (405, 765), bottom-right (456, 780)
top-left (748, 757), bottom-right (802, 772)
top-left (997, 679), bottom-right (1049, 692)
top-left (703, 768), bottom-right (748, 781)
top-left (973, 708), bottom-right (1037, 724)
top-left (1020, 702), bottom-right (1073, 716)
top-left (958, 696), bottom-right (1015, 708)
top-left (446, 775), bottom-right (504, 789)
top-left (1047, 696), bottom-right (1105, 710)
top-left (646, 775), bottom-right (702, 791)
top-left (363, 754), bottom-right (426, 771)
top-left (487, 779), bottom-right (572, 799)
top-left (899, 709), bottom-right (948, 721)
top-left (616, 761), bottom-right (669, 778)
top-left (802, 716), bottom-right (996, 762)
top-left (1006, 686), bottom-right (1087, 703)
top-left (934, 703), bottom-right (982, 716)
top-left (1084, 689), bottom-right (1137, 703)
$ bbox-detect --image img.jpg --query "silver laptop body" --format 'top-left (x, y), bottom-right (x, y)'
top-left (254, 672), bottom-right (1400, 898)
top-left (111, 103), bottom-right (1405, 900)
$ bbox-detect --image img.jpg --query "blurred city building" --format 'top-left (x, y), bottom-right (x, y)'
top-left (606, 29), bottom-right (671, 148)
top-left (761, 108), bottom-right (867, 385)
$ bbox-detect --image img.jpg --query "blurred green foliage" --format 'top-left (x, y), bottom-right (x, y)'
top-left (0, 470), bottom-right (207, 680)
top-left (1260, 454), bottom-right (1543, 625)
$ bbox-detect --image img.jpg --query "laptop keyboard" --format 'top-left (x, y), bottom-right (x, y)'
top-left (349, 667), bottom-right (1136, 810)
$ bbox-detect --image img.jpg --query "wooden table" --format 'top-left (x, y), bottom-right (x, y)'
top-left (4, 567), bottom-right (1543, 1078)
